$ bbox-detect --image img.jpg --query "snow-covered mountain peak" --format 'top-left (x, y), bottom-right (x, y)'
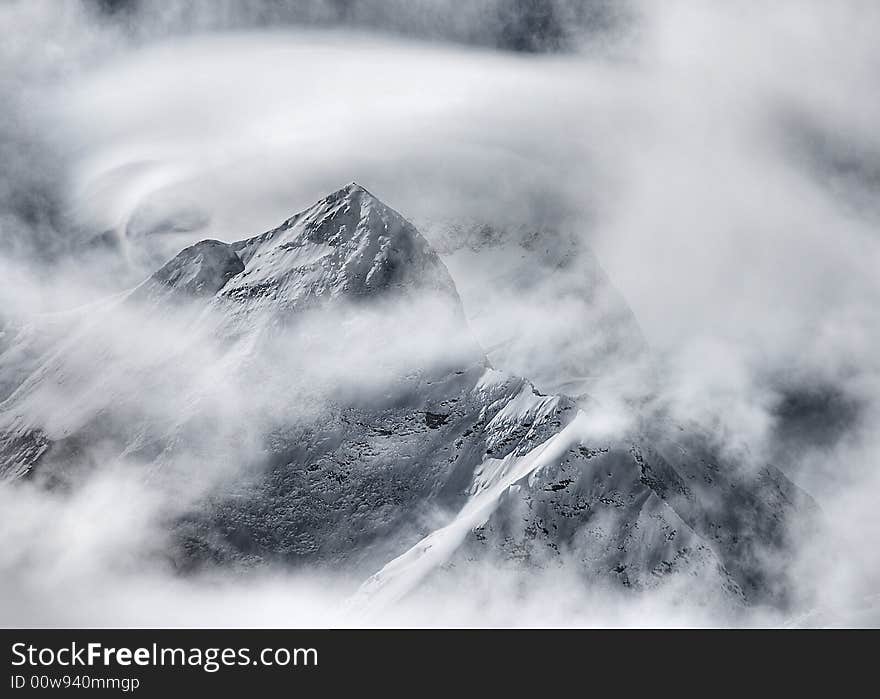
top-left (212, 184), bottom-right (461, 315)
top-left (0, 184), bottom-right (816, 613)
top-left (132, 239), bottom-right (244, 303)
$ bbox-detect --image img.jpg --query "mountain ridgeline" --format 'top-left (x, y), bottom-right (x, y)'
top-left (0, 183), bottom-right (815, 611)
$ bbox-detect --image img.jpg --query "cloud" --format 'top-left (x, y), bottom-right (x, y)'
top-left (1, 0), bottom-right (879, 626)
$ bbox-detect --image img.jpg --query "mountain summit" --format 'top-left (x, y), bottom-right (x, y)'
top-left (133, 183), bottom-right (460, 310)
top-left (224, 183), bottom-right (460, 308)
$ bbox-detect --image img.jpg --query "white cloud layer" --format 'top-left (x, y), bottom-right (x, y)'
top-left (1, 0), bottom-right (879, 626)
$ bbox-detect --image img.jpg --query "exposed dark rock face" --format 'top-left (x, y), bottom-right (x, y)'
top-left (425, 412), bottom-right (450, 429)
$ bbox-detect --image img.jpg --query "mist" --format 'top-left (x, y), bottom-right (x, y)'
top-left (1, 0), bottom-right (879, 627)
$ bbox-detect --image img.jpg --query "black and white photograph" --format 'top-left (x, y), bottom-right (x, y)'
top-left (1, 0), bottom-right (879, 662)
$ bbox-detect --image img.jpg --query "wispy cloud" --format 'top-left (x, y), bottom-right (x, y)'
top-left (1, 0), bottom-right (879, 626)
